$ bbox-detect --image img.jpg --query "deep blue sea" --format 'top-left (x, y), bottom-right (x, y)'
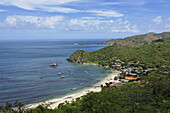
top-left (0, 39), bottom-right (111, 105)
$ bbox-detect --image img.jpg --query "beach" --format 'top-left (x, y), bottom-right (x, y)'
top-left (25, 70), bottom-right (120, 109)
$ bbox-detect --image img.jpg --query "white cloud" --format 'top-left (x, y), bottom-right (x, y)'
top-left (0, 0), bottom-right (125, 16)
top-left (110, 19), bottom-right (139, 33)
top-left (4, 15), bottom-right (64, 29)
top-left (0, 0), bottom-right (80, 7)
top-left (67, 18), bottom-right (139, 33)
top-left (165, 18), bottom-right (170, 29)
top-left (88, 10), bottom-right (124, 17)
top-left (81, 17), bottom-right (103, 20)
top-left (0, 14), bottom-right (139, 33)
top-left (0, 9), bottom-right (6, 12)
top-left (119, 0), bottom-right (147, 6)
top-left (41, 6), bottom-right (79, 13)
top-left (0, 0), bottom-right (80, 12)
top-left (102, 2), bottom-right (123, 5)
top-left (148, 16), bottom-right (170, 32)
top-left (152, 16), bottom-right (162, 24)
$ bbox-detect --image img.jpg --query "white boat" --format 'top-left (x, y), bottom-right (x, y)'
top-left (58, 72), bottom-right (62, 75)
top-left (50, 63), bottom-right (58, 67)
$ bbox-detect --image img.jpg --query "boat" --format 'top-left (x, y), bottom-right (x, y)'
top-left (70, 88), bottom-right (77, 90)
top-left (58, 72), bottom-right (62, 75)
top-left (80, 83), bottom-right (84, 85)
top-left (85, 71), bottom-right (88, 73)
top-left (60, 76), bottom-right (65, 79)
top-left (50, 63), bottom-right (58, 67)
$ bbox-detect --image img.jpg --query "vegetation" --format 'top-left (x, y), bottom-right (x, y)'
top-left (68, 37), bottom-right (170, 68)
top-left (55, 71), bottom-right (170, 113)
top-left (99, 32), bottom-right (170, 46)
top-left (1, 35), bottom-right (170, 113)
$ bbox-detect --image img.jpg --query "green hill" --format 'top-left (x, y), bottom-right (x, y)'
top-left (68, 37), bottom-right (170, 68)
top-left (100, 32), bottom-right (170, 46)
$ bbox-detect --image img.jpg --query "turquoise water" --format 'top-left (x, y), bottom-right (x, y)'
top-left (0, 40), bottom-right (111, 105)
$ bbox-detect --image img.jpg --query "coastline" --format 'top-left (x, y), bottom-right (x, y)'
top-left (25, 69), bottom-right (120, 110)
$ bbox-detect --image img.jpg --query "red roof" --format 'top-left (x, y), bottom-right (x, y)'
top-left (109, 84), bottom-right (117, 87)
top-left (125, 76), bottom-right (140, 80)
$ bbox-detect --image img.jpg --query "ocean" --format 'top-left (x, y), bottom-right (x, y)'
top-left (0, 39), bottom-right (111, 105)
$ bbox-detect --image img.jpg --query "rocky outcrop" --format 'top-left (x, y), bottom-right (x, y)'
top-left (81, 43), bottom-right (89, 45)
top-left (67, 50), bottom-right (89, 63)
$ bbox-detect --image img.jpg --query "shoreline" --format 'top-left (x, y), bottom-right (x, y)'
top-left (25, 69), bottom-right (120, 110)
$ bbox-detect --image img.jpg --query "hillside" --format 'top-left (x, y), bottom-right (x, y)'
top-left (100, 32), bottom-right (170, 46)
top-left (68, 37), bottom-right (170, 68)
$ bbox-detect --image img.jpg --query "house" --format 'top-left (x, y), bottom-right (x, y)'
top-left (121, 69), bottom-right (128, 72)
top-left (127, 68), bottom-right (133, 72)
top-left (115, 82), bottom-right (125, 85)
top-left (112, 65), bottom-right (117, 68)
top-left (148, 68), bottom-right (154, 71)
top-left (112, 64), bottom-right (122, 68)
top-left (125, 76), bottom-right (140, 80)
top-left (120, 79), bottom-right (130, 82)
top-left (133, 81), bottom-right (141, 83)
top-left (115, 60), bottom-right (121, 62)
top-left (120, 62), bottom-right (125, 64)
top-left (160, 65), bottom-right (168, 68)
top-left (129, 73), bottom-right (137, 76)
top-left (162, 71), bottom-right (170, 74)
top-left (116, 65), bottom-right (122, 67)
top-left (135, 61), bottom-right (140, 64)
top-left (104, 66), bottom-right (110, 68)
top-left (109, 84), bottom-right (117, 87)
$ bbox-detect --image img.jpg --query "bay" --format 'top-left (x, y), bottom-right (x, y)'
top-left (0, 39), bottom-right (111, 105)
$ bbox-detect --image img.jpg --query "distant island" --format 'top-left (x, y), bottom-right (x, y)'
top-left (74, 43), bottom-right (79, 45)
top-left (74, 43), bottom-right (89, 45)
top-left (80, 43), bottom-right (89, 45)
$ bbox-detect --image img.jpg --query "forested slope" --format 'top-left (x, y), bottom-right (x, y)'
top-left (100, 32), bottom-right (170, 46)
top-left (68, 37), bottom-right (170, 68)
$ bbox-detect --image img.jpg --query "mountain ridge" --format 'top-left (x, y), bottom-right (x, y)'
top-left (100, 32), bottom-right (170, 46)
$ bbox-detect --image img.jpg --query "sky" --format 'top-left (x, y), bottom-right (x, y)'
top-left (0, 0), bottom-right (170, 40)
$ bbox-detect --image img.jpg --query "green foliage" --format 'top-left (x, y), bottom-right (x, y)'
top-left (101, 32), bottom-right (170, 47)
top-left (0, 100), bottom-right (24, 113)
top-left (68, 38), bottom-right (170, 68)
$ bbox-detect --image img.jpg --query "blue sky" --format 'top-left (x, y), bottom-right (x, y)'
top-left (0, 0), bottom-right (170, 40)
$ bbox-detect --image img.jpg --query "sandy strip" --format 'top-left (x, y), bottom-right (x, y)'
top-left (25, 70), bottom-right (120, 110)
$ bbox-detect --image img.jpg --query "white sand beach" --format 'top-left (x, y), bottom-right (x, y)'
top-left (25, 70), bottom-right (120, 110)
